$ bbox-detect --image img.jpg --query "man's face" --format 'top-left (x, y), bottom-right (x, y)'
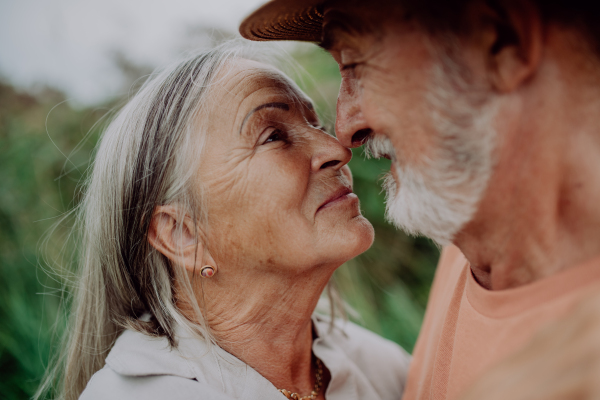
top-left (323, 3), bottom-right (499, 244)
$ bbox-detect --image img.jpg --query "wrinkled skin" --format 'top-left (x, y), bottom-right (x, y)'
top-left (324, 5), bottom-right (440, 169)
top-left (150, 59), bottom-right (374, 398)
top-left (318, 3), bottom-right (600, 398)
top-left (321, 1), bottom-right (600, 291)
top-left (200, 59), bottom-right (373, 276)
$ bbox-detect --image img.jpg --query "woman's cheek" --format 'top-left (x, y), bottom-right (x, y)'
top-left (341, 165), bottom-right (353, 186)
top-left (258, 150), bottom-right (310, 203)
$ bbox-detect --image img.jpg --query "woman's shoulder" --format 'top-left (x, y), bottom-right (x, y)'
top-left (315, 315), bottom-right (411, 366)
top-left (80, 365), bottom-right (232, 400)
top-left (314, 315), bottom-right (411, 399)
top-left (79, 328), bottom-right (235, 400)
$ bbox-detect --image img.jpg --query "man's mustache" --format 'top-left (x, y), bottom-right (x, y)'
top-left (363, 134), bottom-right (397, 162)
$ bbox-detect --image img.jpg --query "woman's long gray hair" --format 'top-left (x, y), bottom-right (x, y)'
top-left (37, 40), bottom-right (345, 400)
top-left (37, 41), bottom-right (276, 400)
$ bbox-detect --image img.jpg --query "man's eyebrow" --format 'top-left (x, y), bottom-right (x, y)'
top-left (320, 11), bottom-right (365, 51)
top-left (239, 102), bottom-right (290, 135)
top-left (320, 20), bottom-right (347, 51)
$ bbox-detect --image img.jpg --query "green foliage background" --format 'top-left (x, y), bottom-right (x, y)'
top-left (0, 45), bottom-right (438, 399)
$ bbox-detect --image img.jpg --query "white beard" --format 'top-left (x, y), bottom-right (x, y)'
top-left (365, 58), bottom-right (498, 245)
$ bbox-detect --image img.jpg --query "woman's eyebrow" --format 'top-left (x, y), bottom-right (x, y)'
top-left (239, 102), bottom-right (290, 135)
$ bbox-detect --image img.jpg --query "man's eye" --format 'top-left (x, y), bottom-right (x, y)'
top-left (341, 63), bottom-right (358, 71)
top-left (264, 129), bottom-right (286, 143)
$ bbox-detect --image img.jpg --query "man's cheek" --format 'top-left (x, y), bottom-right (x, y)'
top-left (361, 85), bottom-right (397, 131)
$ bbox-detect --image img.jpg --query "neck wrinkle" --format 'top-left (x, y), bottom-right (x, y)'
top-left (199, 265), bottom-right (335, 396)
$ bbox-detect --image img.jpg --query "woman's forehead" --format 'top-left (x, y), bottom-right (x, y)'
top-left (213, 59), bottom-right (311, 107)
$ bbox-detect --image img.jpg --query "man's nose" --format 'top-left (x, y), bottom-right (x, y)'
top-left (335, 72), bottom-right (372, 148)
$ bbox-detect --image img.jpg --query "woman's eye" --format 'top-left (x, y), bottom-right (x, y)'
top-left (264, 129), bottom-right (286, 143)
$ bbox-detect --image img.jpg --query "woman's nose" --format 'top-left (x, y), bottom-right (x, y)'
top-left (335, 72), bottom-right (373, 148)
top-left (311, 130), bottom-right (353, 173)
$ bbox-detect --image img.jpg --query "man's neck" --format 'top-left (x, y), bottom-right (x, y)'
top-left (455, 55), bottom-right (600, 290)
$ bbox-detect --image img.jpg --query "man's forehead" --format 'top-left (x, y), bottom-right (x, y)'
top-left (320, 1), bottom-right (400, 51)
top-left (321, 10), bottom-right (368, 51)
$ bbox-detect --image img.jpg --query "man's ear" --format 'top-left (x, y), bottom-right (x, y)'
top-left (474, 1), bottom-right (543, 93)
top-left (147, 205), bottom-right (215, 273)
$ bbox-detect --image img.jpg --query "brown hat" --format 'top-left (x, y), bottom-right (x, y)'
top-left (239, 0), bottom-right (326, 42)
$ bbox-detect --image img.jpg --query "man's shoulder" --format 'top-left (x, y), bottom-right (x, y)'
top-left (404, 245), bottom-right (468, 399)
top-left (428, 245), bottom-right (468, 304)
top-left (437, 245), bottom-right (466, 276)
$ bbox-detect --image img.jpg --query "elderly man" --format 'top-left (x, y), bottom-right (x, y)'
top-left (240, 1), bottom-right (600, 399)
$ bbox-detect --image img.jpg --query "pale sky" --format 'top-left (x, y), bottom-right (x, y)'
top-left (0, 0), bottom-right (271, 105)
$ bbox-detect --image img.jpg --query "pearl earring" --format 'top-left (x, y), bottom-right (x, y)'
top-left (200, 265), bottom-right (215, 278)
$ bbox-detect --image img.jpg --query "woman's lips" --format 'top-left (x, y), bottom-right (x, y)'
top-left (318, 187), bottom-right (357, 212)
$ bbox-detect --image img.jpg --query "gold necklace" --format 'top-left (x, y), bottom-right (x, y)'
top-left (278, 358), bottom-right (323, 400)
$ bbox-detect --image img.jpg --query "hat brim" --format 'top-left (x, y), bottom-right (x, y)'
top-left (239, 0), bottom-right (325, 42)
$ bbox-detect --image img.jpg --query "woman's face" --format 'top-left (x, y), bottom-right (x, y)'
top-left (198, 59), bottom-right (374, 276)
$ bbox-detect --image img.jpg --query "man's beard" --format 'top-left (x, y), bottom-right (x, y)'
top-left (365, 52), bottom-right (498, 245)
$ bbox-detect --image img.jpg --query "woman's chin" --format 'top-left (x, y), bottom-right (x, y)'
top-left (334, 215), bottom-right (375, 261)
top-left (353, 216), bottom-right (376, 254)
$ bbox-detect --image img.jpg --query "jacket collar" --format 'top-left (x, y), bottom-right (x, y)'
top-left (106, 318), bottom-right (289, 400)
top-left (105, 315), bottom-right (378, 400)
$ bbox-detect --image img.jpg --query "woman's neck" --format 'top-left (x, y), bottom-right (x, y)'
top-left (201, 267), bottom-right (333, 396)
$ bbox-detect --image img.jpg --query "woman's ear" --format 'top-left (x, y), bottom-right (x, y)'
top-left (148, 205), bottom-right (213, 273)
top-left (472, 1), bottom-right (543, 93)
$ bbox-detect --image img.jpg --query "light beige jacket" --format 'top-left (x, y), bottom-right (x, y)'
top-left (80, 315), bottom-right (411, 400)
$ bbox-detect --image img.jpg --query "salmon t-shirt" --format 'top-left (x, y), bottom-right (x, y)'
top-left (403, 245), bottom-right (600, 400)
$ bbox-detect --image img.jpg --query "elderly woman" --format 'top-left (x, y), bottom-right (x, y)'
top-left (42, 43), bottom-right (410, 400)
